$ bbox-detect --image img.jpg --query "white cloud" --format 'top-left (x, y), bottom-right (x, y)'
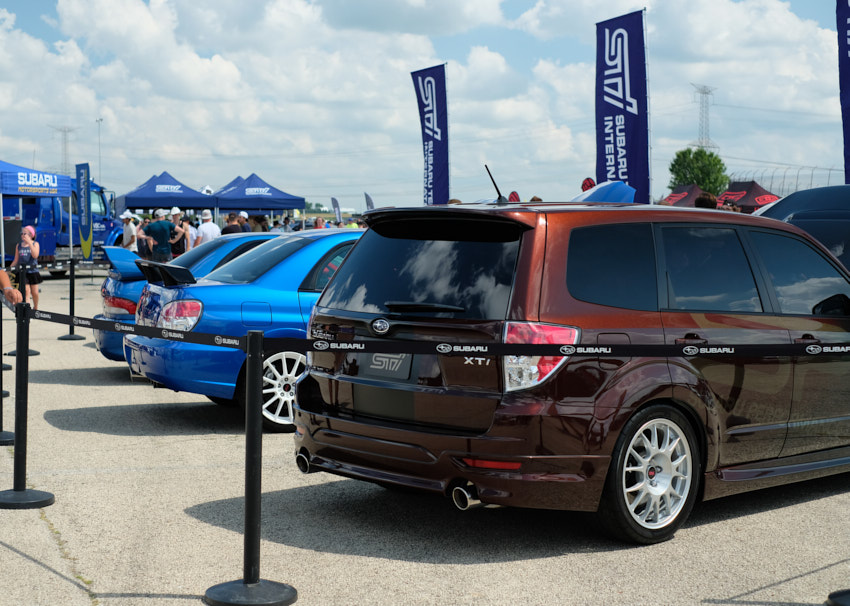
top-left (0, 0), bottom-right (841, 205)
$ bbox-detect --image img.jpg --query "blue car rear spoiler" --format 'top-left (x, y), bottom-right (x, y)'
top-left (134, 259), bottom-right (197, 286)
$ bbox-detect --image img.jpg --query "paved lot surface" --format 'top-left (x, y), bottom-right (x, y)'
top-left (0, 273), bottom-right (849, 606)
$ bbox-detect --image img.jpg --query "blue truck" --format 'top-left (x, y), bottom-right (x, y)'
top-left (2, 178), bottom-right (124, 276)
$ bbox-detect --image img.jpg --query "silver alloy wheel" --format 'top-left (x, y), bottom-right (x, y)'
top-left (261, 351), bottom-right (306, 427)
top-left (621, 417), bottom-right (693, 530)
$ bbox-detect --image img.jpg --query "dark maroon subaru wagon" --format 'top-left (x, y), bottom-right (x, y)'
top-left (293, 201), bottom-right (850, 543)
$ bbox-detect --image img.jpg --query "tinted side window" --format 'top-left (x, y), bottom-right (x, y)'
top-left (749, 231), bottom-right (850, 316)
top-left (567, 223), bottom-right (657, 311)
top-left (789, 218), bottom-right (850, 269)
top-left (661, 226), bottom-right (762, 312)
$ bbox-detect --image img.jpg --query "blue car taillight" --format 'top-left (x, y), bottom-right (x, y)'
top-left (158, 300), bottom-right (203, 331)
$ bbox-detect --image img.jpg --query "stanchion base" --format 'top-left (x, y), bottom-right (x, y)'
top-left (0, 431), bottom-right (13, 446)
top-left (0, 488), bottom-right (54, 509)
top-left (57, 334), bottom-right (85, 341)
top-left (828, 590), bottom-right (850, 606)
top-left (204, 580), bottom-right (297, 606)
top-left (2, 363), bottom-right (11, 371)
top-left (5, 350), bottom-right (40, 356)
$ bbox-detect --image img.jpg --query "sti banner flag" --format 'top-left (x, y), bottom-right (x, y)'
top-left (331, 197), bottom-right (342, 223)
top-left (412, 64), bottom-right (449, 205)
top-left (595, 10), bottom-right (650, 203)
top-left (839, 1), bottom-right (850, 183)
top-left (76, 163), bottom-right (93, 260)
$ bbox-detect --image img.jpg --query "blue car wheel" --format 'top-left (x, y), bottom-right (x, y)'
top-left (239, 350), bottom-right (306, 433)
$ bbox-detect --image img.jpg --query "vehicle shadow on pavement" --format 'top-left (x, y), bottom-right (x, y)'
top-left (187, 472), bottom-right (850, 563)
top-left (685, 472), bottom-right (850, 529)
top-left (187, 480), bottom-right (618, 563)
top-left (28, 365), bottom-right (135, 386)
top-left (42, 401), bottom-right (244, 436)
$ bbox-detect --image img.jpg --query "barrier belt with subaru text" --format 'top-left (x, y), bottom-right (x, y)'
top-left (26, 308), bottom-right (850, 358)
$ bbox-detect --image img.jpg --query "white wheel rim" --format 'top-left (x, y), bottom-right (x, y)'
top-left (261, 351), bottom-right (306, 426)
top-left (621, 418), bottom-right (693, 530)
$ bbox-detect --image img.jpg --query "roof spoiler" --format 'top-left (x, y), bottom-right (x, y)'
top-left (134, 259), bottom-right (197, 286)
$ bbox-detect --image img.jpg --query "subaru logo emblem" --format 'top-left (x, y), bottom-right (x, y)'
top-left (372, 318), bottom-right (390, 334)
top-left (683, 346), bottom-right (699, 356)
top-left (560, 345), bottom-right (576, 355)
top-left (214, 336), bottom-right (222, 345)
top-left (313, 340), bottom-right (330, 351)
top-left (115, 323), bottom-right (122, 332)
top-left (436, 343), bottom-right (452, 354)
top-left (806, 345), bottom-right (822, 355)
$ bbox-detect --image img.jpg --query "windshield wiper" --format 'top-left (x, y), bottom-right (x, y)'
top-left (384, 300), bottom-right (466, 313)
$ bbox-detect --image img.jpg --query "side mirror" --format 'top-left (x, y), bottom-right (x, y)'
top-left (812, 293), bottom-right (850, 316)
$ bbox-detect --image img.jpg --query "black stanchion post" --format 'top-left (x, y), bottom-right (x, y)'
top-left (58, 260), bottom-right (84, 341)
top-left (204, 330), bottom-right (297, 606)
top-left (0, 302), bottom-right (54, 508)
top-left (6, 269), bottom-right (38, 357)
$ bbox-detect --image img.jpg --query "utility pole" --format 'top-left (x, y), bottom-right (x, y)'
top-left (690, 83), bottom-right (718, 151)
top-left (48, 125), bottom-right (78, 176)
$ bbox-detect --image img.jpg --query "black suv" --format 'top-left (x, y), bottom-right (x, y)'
top-left (294, 202), bottom-right (850, 543)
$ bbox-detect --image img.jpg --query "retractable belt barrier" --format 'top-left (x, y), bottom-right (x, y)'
top-left (23, 307), bottom-right (850, 358)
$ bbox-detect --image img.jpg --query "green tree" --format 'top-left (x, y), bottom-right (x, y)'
top-left (667, 148), bottom-right (728, 196)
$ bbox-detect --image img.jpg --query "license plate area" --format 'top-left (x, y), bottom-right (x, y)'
top-left (358, 352), bottom-right (412, 380)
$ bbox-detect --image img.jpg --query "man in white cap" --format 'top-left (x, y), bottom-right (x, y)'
top-left (169, 206), bottom-right (194, 255)
top-left (119, 210), bottom-right (138, 253)
top-left (238, 210), bottom-right (251, 232)
top-left (194, 209), bottom-right (221, 247)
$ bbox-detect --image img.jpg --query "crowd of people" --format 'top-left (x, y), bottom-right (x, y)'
top-left (119, 208), bottom-right (363, 263)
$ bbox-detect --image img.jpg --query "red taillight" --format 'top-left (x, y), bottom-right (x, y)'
top-left (103, 295), bottom-right (136, 316)
top-left (461, 457), bottom-right (522, 471)
top-left (503, 322), bottom-right (580, 391)
top-left (159, 300), bottom-right (202, 331)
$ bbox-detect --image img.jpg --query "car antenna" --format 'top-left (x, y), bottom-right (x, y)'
top-left (485, 165), bottom-right (509, 205)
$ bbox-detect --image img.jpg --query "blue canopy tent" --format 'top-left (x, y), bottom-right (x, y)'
top-left (215, 173), bottom-right (305, 211)
top-left (114, 171), bottom-right (212, 214)
top-left (0, 159), bottom-right (73, 263)
top-left (213, 176), bottom-right (244, 197)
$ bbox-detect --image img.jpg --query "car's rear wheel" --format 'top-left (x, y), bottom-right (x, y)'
top-left (598, 405), bottom-right (700, 544)
top-left (238, 350), bottom-right (305, 433)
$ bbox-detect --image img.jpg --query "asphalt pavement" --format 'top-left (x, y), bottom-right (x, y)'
top-left (0, 273), bottom-right (849, 606)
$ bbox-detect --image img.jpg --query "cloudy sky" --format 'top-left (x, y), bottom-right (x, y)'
top-left (0, 0), bottom-right (841, 210)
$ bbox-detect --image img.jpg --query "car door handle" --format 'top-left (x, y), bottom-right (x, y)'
top-left (675, 334), bottom-right (707, 345)
top-left (794, 334), bottom-right (821, 344)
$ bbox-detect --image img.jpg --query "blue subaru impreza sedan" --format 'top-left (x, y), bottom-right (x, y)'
top-left (94, 233), bottom-right (278, 361)
top-left (124, 229), bottom-right (362, 431)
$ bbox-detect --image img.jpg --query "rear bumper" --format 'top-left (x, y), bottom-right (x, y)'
top-left (124, 335), bottom-right (245, 399)
top-left (292, 407), bottom-right (610, 512)
top-left (93, 314), bottom-right (133, 362)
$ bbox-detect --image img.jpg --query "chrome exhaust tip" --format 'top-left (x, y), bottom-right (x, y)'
top-left (451, 484), bottom-right (483, 511)
top-left (295, 452), bottom-right (313, 474)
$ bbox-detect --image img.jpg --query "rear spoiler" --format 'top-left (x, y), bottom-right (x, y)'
top-left (134, 259), bottom-right (197, 286)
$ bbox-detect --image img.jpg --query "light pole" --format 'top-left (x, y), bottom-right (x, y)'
top-left (95, 117), bottom-right (103, 182)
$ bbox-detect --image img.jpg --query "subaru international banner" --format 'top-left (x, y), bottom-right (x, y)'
top-left (411, 64), bottom-right (449, 205)
top-left (76, 163), bottom-right (93, 260)
top-left (839, 1), bottom-right (850, 183)
top-left (595, 10), bottom-right (650, 203)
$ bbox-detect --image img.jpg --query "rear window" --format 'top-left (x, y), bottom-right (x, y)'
top-left (788, 217), bottom-right (850, 269)
top-left (204, 235), bottom-right (308, 284)
top-left (567, 223), bottom-right (658, 311)
top-left (319, 217), bottom-right (523, 320)
top-left (171, 237), bottom-right (233, 269)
